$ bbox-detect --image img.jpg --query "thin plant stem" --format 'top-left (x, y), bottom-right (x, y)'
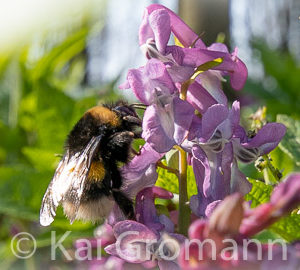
top-left (178, 147), bottom-right (190, 236)
top-left (263, 154), bottom-right (282, 184)
top-left (157, 161), bottom-right (179, 176)
top-left (263, 168), bottom-right (272, 185)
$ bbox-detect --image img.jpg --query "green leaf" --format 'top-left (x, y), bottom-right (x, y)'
top-left (155, 163), bottom-right (197, 199)
top-left (243, 42), bottom-right (300, 117)
top-left (269, 147), bottom-right (296, 178)
top-left (22, 147), bottom-right (59, 171)
top-left (132, 139), bottom-right (145, 153)
top-left (35, 229), bottom-right (94, 249)
top-left (276, 114), bottom-right (300, 166)
top-left (30, 27), bottom-right (89, 81)
top-left (156, 166), bottom-right (178, 195)
top-left (245, 178), bottom-right (273, 207)
top-left (0, 201), bottom-right (38, 221)
top-left (245, 178), bottom-right (300, 242)
top-left (270, 214), bottom-right (300, 242)
top-left (0, 165), bottom-right (53, 218)
top-left (252, 229), bottom-right (280, 242)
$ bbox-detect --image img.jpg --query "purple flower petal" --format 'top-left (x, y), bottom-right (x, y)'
top-left (173, 97), bottom-right (195, 145)
top-left (135, 187), bottom-right (173, 232)
top-left (180, 47), bottom-right (247, 91)
top-left (205, 200), bottom-right (222, 217)
top-left (158, 214), bottom-right (175, 233)
top-left (220, 143), bottom-right (234, 196)
top-left (192, 145), bottom-right (211, 197)
top-left (196, 71), bottom-right (228, 105)
top-left (121, 143), bottom-right (162, 199)
top-left (105, 220), bottom-right (158, 263)
top-left (167, 64), bottom-right (195, 84)
top-left (190, 145), bottom-right (212, 217)
top-left (158, 260), bottom-right (181, 270)
top-left (190, 143), bottom-right (238, 218)
top-left (186, 81), bottom-right (217, 114)
top-left (187, 115), bottom-right (202, 141)
top-left (271, 173), bottom-right (300, 214)
top-left (196, 102), bottom-right (240, 153)
top-left (242, 123), bottom-right (286, 155)
top-left (208, 43), bottom-right (229, 53)
top-left (261, 245), bottom-right (300, 270)
top-left (107, 204), bottom-right (127, 227)
top-left (139, 8), bottom-right (155, 46)
top-left (123, 143), bottom-right (162, 175)
top-left (233, 125), bottom-right (248, 143)
top-left (123, 164), bottom-right (159, 200)
top-left (142, 96), bottom-right (194, 153)
top-left (230, 159), bottom-right (252, 194)
top-left (119, 80), bottom-right (130, 90)
top-left (126, 59), bottom-right (175, 105)
top-left (205, 144), bottom-right (231, 200)
top-left (229, 56), bottom-right (248, 90)
top-left (229, 100), bottom-right (241, 128)
top-left (145, 4), bottom-right (206, 49)
top-left (201, 104), bottom-right (229, 142)
top-left (139, 8), bottom-right (171, 54)
top-left (108, 144), bottom-right (162, 226)
top-left (189, 194), bottom-right (209, 218)
top-left (142, 103), bottom-right (176, 153)
top-left (148, 9), bottom-right (171, 53)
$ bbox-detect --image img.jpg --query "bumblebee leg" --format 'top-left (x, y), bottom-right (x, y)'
top-left (112, 190), bottom-right (135, 220)
top-left (123, 115), bottom-right (142, 126)
top-left (132, 130), bottom-right (142, 139)
top-left (108, 131), bottom-right (134, 147)
top-left (108, 164), bottom-right (135, 219)
top-left (109, 162), bottom-right (123, 189)
top-left (107, 131), bottom-right (134, 163)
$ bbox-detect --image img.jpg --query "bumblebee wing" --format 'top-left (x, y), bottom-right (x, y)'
top-left (40, 135), bottom-right (102, 226)
top-left (40, 153), bottom-right (70, 226)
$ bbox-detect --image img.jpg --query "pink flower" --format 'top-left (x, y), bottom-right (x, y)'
top-left (179, 174), bottom-right (300, 269)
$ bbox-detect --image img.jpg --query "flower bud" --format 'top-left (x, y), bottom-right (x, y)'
top-left (208, 193), bottom-right (244, 236)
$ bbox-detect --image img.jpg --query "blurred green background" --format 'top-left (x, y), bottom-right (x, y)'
top-left (0, 0), bottom-right (299, 269)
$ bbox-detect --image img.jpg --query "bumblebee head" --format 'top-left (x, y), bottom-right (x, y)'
top-left (113, 104), bottom-right (138, 118)
top-left (112, 103), bottom-right (142, 127)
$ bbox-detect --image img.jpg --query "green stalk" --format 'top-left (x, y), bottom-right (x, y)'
top-left (263, 154), bottom-right (282, 184)
top-left (8, 59), bottom-right (21, 128)
top-left (25, 256), bottom-right (36, 270)
top-left (263, 168), bottom-right (272, 185)
top-left (178, 147), bottom-right (190, 236)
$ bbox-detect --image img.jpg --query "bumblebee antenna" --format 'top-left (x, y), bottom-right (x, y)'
top-left (131, 103), bottom-right (147, 110)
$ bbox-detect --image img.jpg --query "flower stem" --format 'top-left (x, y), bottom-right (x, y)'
top-left (178, 147), bottom-right (190, 236)
top-left (263, 154), bottom-right (282, 184)
top-left (157, 161), bottom-right (179, 176)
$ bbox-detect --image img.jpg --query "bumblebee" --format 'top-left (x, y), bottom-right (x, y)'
top-left (40, 102), bottom-right (142, 226)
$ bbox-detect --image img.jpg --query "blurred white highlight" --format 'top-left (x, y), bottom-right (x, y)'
top-left (0, 0), bottom-right (103, 52)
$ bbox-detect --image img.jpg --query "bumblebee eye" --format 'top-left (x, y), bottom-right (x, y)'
top-left (114, 105), bottom-right (138, 118)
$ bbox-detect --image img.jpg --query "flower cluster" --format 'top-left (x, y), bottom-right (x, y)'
top-left (120, 3), bottom-right (285, 218)
top-left (74, 4), bottom-right (297, 270)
